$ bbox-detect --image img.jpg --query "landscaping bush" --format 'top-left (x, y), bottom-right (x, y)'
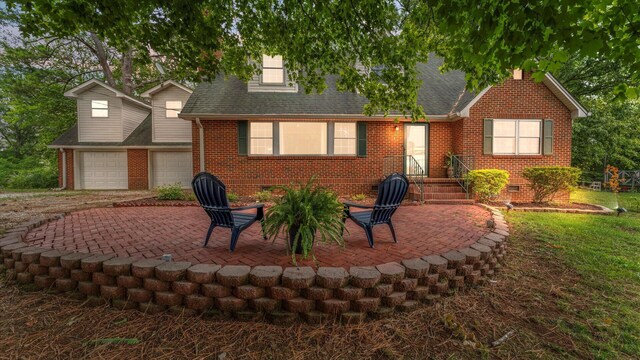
top-left (351, 193), bottom-right (367, 201)
top-left (227, 192), bottom-right (240, 203)
top-left (156, 183), bottom-right (187, 200)
top-left (523, 166), bottom-right (581, 203)
top-left (254, 190), bottom-right (272, 202)
top-left (465, 169), bottom-right (509, 202)
top-left (6, 166), bottom-right (58, 189)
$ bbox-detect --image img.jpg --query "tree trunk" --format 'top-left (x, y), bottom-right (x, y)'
top-left (89, 32), bottom-right (116, 88)
top-left (121, 48), bottom-right (134, 95)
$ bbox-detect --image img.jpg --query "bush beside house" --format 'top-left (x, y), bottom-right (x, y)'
top-left (466, 169), bottom-right (510, 203)
top-left (523, 166), bottom-right (581, 203)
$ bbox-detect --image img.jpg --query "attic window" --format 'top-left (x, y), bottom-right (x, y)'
top-left (91, 100), bottom-right (108, 117)
top-left (165, 101), bottom-right (182, 118)
top-left (262, 55), bottom-right (285, 84)
top-left (513, 69), bottom-right (523, 80)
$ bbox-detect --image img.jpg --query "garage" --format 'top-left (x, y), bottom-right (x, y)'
top-left (78, 151), bottom-right (128, 190)
top-left (151, 151), bottom-right (193, 188)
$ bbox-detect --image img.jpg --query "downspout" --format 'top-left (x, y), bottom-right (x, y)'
top-left (195, 118), bottom-right (205, 172)
top-left (59, 148), bottom-right (67, 189)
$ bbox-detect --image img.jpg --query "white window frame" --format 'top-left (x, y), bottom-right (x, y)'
top-left (248, 121), bottom-right (357, 156)
top-left (261, 55), bottom-right (285, 85)
top-left (493, 119), bottom-right (542, 155)
top-left (91, 100), bottom-right (109, 118)
top-left (333, 122), bottom-right (357, 155)
top-left (250, 122), bottom-right (274, 155)
top-left (165, 101), bottom-right (182, 118)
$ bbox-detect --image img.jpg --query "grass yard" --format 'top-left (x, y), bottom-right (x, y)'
top-left (508, 211), bottom-right (640, 358)
top-left (572, 188), bottom-right (640, 212)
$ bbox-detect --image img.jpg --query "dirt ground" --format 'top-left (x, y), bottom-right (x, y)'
top-left (0, 191), bottom-right (597, 359)
top-left (0, 190), bottom-right (153, 234)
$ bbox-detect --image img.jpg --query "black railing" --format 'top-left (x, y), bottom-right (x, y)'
top-left (383, 155), bottom-right (425, 202)
top-left (451, 154), bottom-right (473, 198)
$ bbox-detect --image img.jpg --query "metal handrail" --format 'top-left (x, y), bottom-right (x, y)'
top-left (451, 155), bottom-right (473, 198)
top-left (383, 155), bottom-right (425, 202)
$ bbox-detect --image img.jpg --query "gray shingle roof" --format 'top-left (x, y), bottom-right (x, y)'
top-left (50, 115), bottom-right (191, 147)
top-left (181, 56), bottom-right (476, 117)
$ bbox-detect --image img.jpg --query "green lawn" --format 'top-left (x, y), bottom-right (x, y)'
top-left (508, 210), bottom-right (640, 358)
top-left (572, 188), bottom-right (640, 212)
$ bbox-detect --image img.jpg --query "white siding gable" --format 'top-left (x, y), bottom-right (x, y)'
top-left (122, 99), bottom-right (150, 139)
top-left (151, 85), bottom-right (192, 143)
top-left (77, 86), bottom-right (123, 142)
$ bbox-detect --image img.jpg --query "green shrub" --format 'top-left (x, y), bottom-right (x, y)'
top-left (254, 190), bottom-right (273, 202)
top-left (465, 169), bottom-right (510, 202)
top-left (523, 166), bottom-right (581, 203)
top-left (6, 167), bottom-right (58, 189)
top-left (156, 183), bottom-right (187, 200)
top-left (351, 193), bottom-right (367, 201)
top-left (227, 192), bottom-right (240, 203)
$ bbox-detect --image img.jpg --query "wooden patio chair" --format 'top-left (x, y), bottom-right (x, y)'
top-left (191, 172), bottom-right (266, 252)
top-left (342, 173), bottom-right (409, 248)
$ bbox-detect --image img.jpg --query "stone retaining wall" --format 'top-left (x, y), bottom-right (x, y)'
top-left (0, 206), bottom-right (508, 324)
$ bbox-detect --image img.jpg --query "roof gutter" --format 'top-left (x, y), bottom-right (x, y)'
top-left (195, 117), bottom-right (205, 172)
top-left (179, 113), bottom-right (452, 121)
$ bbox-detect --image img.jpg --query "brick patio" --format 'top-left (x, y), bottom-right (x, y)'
top-left (24, 205), bottom-right (491, 268)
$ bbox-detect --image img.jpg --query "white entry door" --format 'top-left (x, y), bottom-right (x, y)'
top-left (79, 151), bottom-right (128, 189)
top-left (151, 151), bottom-right (193, 188)
top-left (404, 124), bottom-right (429, 175)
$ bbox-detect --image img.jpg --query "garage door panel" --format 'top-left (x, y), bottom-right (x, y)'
top-left (152, 152), bottom-right (193, 188)
top-left (80, 151), bottom-right (128, 190)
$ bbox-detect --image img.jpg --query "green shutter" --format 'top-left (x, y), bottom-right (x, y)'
top-left (543, 119), bottom-right (554, 155)
top-left (357, 122), bottom-right (367, 157)
top-left (238, 120), bottom-right (248, 155)
top-left (483, 119), bottom-right (493, 155)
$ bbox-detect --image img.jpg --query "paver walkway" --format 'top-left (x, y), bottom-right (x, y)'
top-left (24, 205), bottom-right (491, 268)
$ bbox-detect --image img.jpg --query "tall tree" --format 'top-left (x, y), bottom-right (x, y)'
top-left (5, 0), bottom-right (640, 117)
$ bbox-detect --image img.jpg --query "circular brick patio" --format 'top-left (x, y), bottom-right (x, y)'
top-left (24, 205), bottom-right (491, 268)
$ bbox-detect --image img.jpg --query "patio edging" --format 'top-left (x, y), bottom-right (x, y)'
top-left (0, 206), bottom-right (508, 324)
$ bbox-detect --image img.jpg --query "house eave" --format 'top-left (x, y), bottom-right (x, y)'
top-left (178, 113), bottom-right (453, 121)
top-left (63, 79), bottom-right (151, 110)
top-left (47, 145), bottom-right (192, 150)
top-left (140, 80), bottom-right (193, 98)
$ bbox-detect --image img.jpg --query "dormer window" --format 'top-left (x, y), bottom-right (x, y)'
top-left (165, 101), bottom-right (182, 118)
top-left (91, 100), bottom-right (108, 117)
top-left (262, 55), bottom-right (285, 84)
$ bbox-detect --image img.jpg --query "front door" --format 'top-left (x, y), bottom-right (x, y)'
top-left (404, 123), bottom-right (428, 175)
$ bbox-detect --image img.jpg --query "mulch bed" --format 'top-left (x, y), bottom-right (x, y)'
top-left (488, 201), bottom-right (611, 213)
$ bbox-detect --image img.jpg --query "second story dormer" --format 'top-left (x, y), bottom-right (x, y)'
top-left (141, 80), bottom-right (193, 143)
top-left (64, 79), bottom-right (151, 142)
top-left (248, 55), bottom-right (298, 93)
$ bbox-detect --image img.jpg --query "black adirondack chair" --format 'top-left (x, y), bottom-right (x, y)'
top-left (343, 173), bottom-right (409, 248)
top-left (192, 172), bottom-right (266, 252)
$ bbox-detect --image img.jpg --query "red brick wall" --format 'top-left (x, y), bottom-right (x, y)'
top-left (194, 119), bottom-right (405, 195)
top-left (451, 120), bottom-right (464, 155)
top-left (429, 122), bottom-right (453, 178)
top-left (127, 149), bottom-right (149, 190)
top-left (465, 73), bottom-right (573, 202)
top-left (57, 149), bottom-right (75, 190)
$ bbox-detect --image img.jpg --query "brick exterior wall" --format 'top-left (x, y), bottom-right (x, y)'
top-left (127, 149), bottom-right (149, 190)
top-left (428, 122), bottom-right (453, 178)
top-left (57, 149), bottom-right (75, 190)
top-left (464, 74), bottom-right (573, 202)
top-left (193, 119), bottom-right (406, 196)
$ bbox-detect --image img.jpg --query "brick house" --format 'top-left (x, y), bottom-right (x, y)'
top-left (50, 80), bottom-right (193, 190)
top-left (52, 55), bottom-right (586, 202)
top-left (178, 56), bottom-right (586, 202)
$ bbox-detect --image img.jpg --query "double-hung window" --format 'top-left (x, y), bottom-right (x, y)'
top-left (91, 100), bottom-right (108, 117)
top-left (248, 121), bottom-right (357, 156)
top-left (165, 101), bottom-right (182, 118)
top-left (262, 55), bottom-right (285, 84)
top-left (493, 119), bottom-right (541, 155)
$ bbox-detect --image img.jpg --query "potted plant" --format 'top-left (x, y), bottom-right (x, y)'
top-left (262, 177), bottom-right (345, 264)
top-left (444, 151), bottom-right (454, 178)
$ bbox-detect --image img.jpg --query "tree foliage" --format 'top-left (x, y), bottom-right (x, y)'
top-left (5, 0), bottom-right (640, 118)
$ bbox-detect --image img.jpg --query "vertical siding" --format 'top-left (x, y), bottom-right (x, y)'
top-left (122, 100), bottom-right (150, 139)
top-left (247, 74), bottom-right (298, 93)
top-left (151, 85), bottom-right (193, 142)
top-left (77, 86), bottom-right (123, 142)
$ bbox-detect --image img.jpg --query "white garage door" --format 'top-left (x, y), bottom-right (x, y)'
top-left (79, 151), bottom-right (128, 190)
top-left (151, 151), bottom-right (193, 188)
